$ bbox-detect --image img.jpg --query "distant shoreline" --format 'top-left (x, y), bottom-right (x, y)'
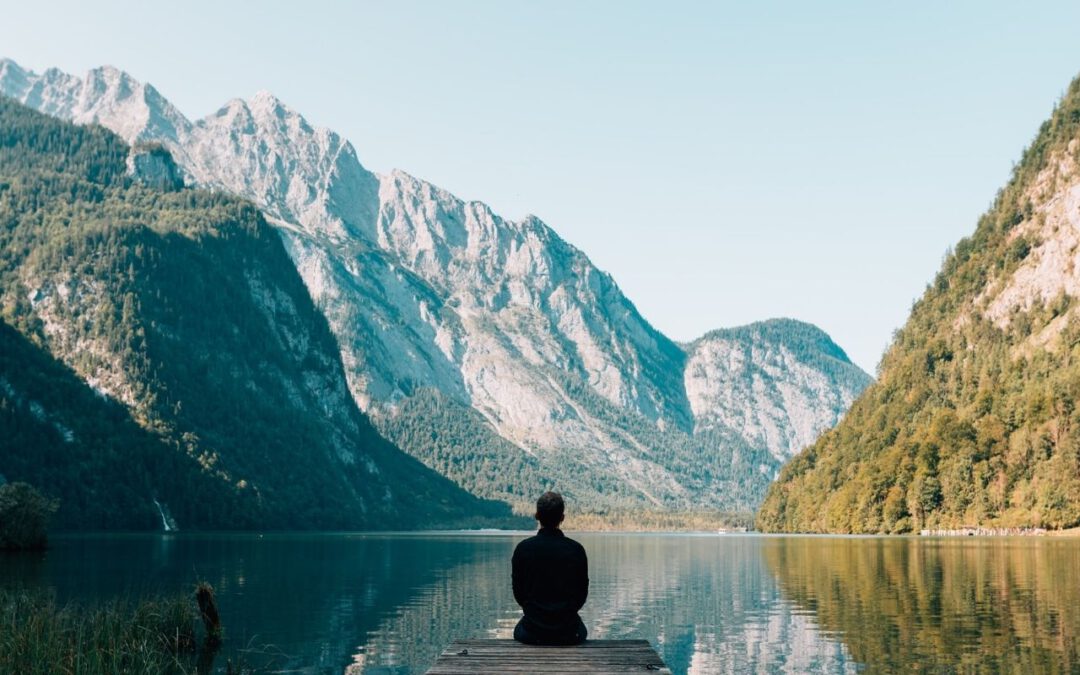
top-left (40, 525), bottom-right (1080, 538)
top-left (919, 526), bottom-right (1080, 537)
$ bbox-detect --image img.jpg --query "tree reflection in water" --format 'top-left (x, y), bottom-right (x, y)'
top-left (20, 534), bottom-right (1073, 673)
top-left (765, 536), bottom-right (1080, 673)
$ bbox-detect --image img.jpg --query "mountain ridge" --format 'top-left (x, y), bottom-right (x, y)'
top-left (0, 96), bottom-right (512, 530)
top-left (2, 58), bottom-right (871, 515)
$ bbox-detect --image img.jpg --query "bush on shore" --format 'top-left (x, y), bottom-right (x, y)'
top-left (0, 482), bottom-right (58, 551)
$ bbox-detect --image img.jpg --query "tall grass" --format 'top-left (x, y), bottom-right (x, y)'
top-left (0, 588), bottom-right (198, 674)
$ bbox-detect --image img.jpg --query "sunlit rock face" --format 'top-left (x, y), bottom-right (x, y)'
top-left (977, 144), bottom-right (1080, 344)
top-left (125, 144), bottom-right (183, 191)
top-left (685, 319), bottom-right (871, 463)
top-left (1, 58), bottom-right (871, 511)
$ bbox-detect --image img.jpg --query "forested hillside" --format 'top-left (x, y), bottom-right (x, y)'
top-left (758, 74), bottom-right (1080, 533)
top-left (0, 97), bottom-right (512, 530)
top-left (1, 59), bottom-right (871, 520)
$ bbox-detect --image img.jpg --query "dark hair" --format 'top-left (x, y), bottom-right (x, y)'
top-left (535, 491), bottom-right (565, 528)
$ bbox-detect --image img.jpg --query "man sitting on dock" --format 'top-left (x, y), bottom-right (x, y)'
top-left (511, 491), bottom-right (589, 645)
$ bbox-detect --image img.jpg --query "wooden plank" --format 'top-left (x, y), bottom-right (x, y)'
top-left (429, 663), bottom-right (667, 669)
top-left (441, 645), bottom-right (659, 655)
top-left (450, 639), bottom-right (652, 646)
top-left (426, 638), bottom-right (672, 674)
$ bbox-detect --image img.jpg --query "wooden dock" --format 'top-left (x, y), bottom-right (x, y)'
top-left (426, 639), bottom-right (672, 674)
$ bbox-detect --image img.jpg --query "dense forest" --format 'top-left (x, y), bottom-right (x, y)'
top-left (378, 375), bottom-right (777, 522)
top-left (1, 317), bottom-right (246, 530)
top-left (757, 74), bottom-right (1080, 533)
top-left (0, 97), bottom-right (513, 530)
top-left (377, 321), bottom-right (866, 520)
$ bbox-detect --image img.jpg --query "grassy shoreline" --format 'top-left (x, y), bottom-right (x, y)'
top-left (0, 588), bottom-right (202, 675)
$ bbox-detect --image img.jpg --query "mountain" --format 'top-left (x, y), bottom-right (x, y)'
top-left (758, 74), bottom-right (1080, 533)
top-left (0, 96), bottom-right (511, 530)
top-left (685, 319), bottom-right (871, 465)
top-left (1, 59), bottom-right (870, 516)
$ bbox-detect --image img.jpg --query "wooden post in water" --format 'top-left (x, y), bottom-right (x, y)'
top-left (195, 581), bottom-right (223, 647)
top-left (195, 582), bottom-right (223, 674)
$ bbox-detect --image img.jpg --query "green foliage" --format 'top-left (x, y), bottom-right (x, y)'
top-left (546, 366), bottom-right (781, 510)
top-left (376, 388), bottom-right (580, 514)
top-left (377, 379), bottom-right (780, 522)
top-left (0, 588), bottom-right (199, 674)
top-left (0, 318), bottom-right (248, 530)
top-left (373, 316), bottom-right (870, 524)
top-left (758, 74), bottom-right (1080, 533)
top-left (0, 96), bottom-right (510, 530)
top-left (0, 482), bottom-right (57, 550)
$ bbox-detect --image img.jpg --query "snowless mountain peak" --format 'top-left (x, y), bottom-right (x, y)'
top-left (0, 58), bottom-right (30, 97)
top-left (245, 89), bottom-right (317, 133)
top-left (88, 64), bottom-right (131, 84)
top-left (0, 57), bottom-right (872, 512)
top-left (3, 62), bottom-right (191, 145)
top-left (249, 88), bottom-right (288, 114)
top-left (250, 88), bottom-right (281, 106)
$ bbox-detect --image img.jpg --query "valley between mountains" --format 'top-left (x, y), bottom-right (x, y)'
top-left (0, 58), bottom-right (870, 527)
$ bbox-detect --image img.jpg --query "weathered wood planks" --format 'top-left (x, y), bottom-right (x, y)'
top-left (426, 639), bottom-right (672, 674)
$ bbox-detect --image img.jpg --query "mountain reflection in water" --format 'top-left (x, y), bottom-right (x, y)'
top-left (4, 533), bottom-right (1077, 673)
top-left (346, 534), bottom-right (854, 675)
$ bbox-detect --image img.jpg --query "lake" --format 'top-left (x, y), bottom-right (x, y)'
top-left (2, 532), bottom-right (1078, 673)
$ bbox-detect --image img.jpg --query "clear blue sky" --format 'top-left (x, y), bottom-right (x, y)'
top-left (5, 1), bottom-right (1080, 373)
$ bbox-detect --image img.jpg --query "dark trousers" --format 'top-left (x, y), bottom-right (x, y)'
top-left (513, 617), bottom-right (588, 646)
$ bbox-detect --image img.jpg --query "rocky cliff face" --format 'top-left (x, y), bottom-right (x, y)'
top-left (1, 59), bottom-right (870, 513)
top-left (125, 143), bottom-right (183, 191)
top-left (0, 97), bottom-right (509, 530)
top-left (685, 320), bottom-right (870, 464)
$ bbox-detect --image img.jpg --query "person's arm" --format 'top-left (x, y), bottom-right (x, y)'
top-left (573, 547), bottom-right (589, 611)
top-left (512, 545), bottom-right (527, 607)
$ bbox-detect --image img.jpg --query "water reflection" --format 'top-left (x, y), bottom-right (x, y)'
top-left (10, 534), bottom-right (1078, 673)
top-left (340, 534), bottom-right (855, 674)
top-left (765, 536), bottom-right (1080, 673)
top-left (1, 534), bottom-right (517, 673)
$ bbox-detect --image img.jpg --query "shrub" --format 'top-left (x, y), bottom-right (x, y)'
top-left (0, 482), bottom-right (58, 551)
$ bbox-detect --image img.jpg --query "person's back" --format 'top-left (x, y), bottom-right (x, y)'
top-left (511, 491), bottom-right (589, 645)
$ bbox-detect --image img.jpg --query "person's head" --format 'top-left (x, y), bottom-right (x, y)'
top-left (535, 491), bottom-right (565, 529)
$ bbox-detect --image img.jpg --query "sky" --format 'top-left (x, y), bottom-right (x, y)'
top-left (4, 2), bottom-right (1080, 373)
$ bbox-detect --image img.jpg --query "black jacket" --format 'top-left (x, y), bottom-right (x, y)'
top-left (511, 527), bottom-right (589, 636)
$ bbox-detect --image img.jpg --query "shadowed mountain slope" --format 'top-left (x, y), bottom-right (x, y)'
top-left (0, 97), bottom-right (512, 530)
top-left (1, 59), bottom-right (869, 515)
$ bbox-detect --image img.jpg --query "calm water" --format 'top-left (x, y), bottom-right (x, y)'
top-left (2, 533), bottom-right (1079, 674)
